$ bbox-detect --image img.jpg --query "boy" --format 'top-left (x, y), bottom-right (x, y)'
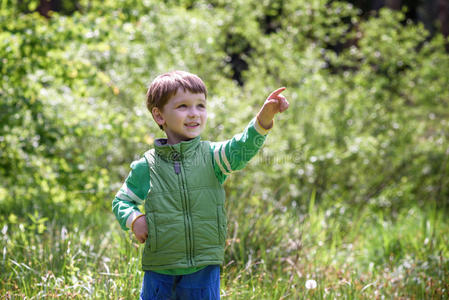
top-left (112, 70), bottom-right (288, 299)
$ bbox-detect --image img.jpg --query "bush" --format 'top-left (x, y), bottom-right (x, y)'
top-left (1, 0), bottom-right (448, 221)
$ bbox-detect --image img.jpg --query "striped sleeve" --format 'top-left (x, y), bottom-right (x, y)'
top-left (210, 117), bottom-right (270, 184)
top-left (112, 157), bottom-right (150, 231)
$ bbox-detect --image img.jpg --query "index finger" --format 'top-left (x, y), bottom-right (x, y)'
top-left (268, 87), bottom-right (286, 99)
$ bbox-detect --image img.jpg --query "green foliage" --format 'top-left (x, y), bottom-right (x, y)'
top-left (1, 201), bottom-right (447, 298)
top-left (1, 0), bottom-right (448, 298)
top-left (240, 6), bottom-right (449, 213)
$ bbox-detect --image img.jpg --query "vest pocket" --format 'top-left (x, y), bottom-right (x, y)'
top-left (217, 205), bottom-right (227, 245)
top-left (146, 213), bottom-right (157, 251)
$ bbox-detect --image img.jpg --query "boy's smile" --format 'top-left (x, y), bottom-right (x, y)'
top-left (152, 88), bottom-right (207, 145)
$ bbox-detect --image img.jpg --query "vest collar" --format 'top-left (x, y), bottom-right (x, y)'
top-left (154, 136), bottom-right (201, 161)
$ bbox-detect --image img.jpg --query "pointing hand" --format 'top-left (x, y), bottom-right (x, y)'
top-left (257, 87), bottom-right (289, 129)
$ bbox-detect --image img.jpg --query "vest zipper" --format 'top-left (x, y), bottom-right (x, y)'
top-left (174, 159), bottom-right (194, 267)
top-left (174, 161), bottom-right (181, 174)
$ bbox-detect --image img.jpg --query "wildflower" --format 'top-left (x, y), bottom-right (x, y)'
top-left (305, 279), bottom-right (317, 289)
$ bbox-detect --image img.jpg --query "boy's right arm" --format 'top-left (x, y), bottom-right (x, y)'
top-left (112, 157), bottom-right (149, 242)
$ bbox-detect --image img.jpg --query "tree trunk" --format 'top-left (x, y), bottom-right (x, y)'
top-left (385, 0), bottom-right (402, 10)
top-left (438, 0), bottom-right (449, 37)
top-left (37, 0), bottom-right (62, 18)
top-left (37, 0), bottom-right (51, 17)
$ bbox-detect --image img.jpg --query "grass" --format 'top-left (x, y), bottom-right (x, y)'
top-left (1, 194), bottom-right (448, 299)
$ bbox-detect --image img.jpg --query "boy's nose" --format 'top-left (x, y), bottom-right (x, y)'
top-left (187, 107), bottom-right (199, 117)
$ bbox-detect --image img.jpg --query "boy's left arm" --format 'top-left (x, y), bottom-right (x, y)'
top-left (211, 87), bottom-right (288, 183)
top-left (255, 87), bottom-right (289, 130)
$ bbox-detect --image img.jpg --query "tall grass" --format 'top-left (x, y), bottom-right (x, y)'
top-left (1, 194), bottom-right (448, 299)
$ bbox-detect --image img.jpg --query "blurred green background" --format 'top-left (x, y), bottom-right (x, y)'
top-left (1, 0), bottom-right (448, 298)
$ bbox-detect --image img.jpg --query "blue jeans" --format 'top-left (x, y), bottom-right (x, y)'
top-left (140, 265), bottom-right (220, 300)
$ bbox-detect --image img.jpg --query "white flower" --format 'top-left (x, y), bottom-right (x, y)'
top-left (305, 279), bottom-right (317, 289)
top-left (61, 226), bottom-right (68, 241)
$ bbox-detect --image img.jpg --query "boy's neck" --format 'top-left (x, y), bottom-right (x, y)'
top-left (156, 135), bottom-right (201, 146)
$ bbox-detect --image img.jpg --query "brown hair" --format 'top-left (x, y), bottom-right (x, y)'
top-left (147, 70), bottom-right (207, 108)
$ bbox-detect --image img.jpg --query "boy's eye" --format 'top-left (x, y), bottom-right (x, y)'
top-left (198, 104), bottom-right (206, 108)
top-left (177, 104), bottom-right (187, 108)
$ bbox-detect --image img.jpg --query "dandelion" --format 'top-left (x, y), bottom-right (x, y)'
top-left (1, 225), bottom-right (7, 236)
top-left (305, 279), bottom-right (317, 289)
top-left (61, 226), bottom-right (68, 241)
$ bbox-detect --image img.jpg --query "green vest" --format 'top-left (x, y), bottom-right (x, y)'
top-left (141, 136), bottom-right (227, 271)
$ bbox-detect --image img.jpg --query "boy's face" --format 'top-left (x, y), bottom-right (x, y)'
top-left (152, 88), bottom-right (207, 145)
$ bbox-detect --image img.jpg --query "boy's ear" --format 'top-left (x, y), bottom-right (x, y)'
top-left (152, 107), bottom-right (165, 127)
